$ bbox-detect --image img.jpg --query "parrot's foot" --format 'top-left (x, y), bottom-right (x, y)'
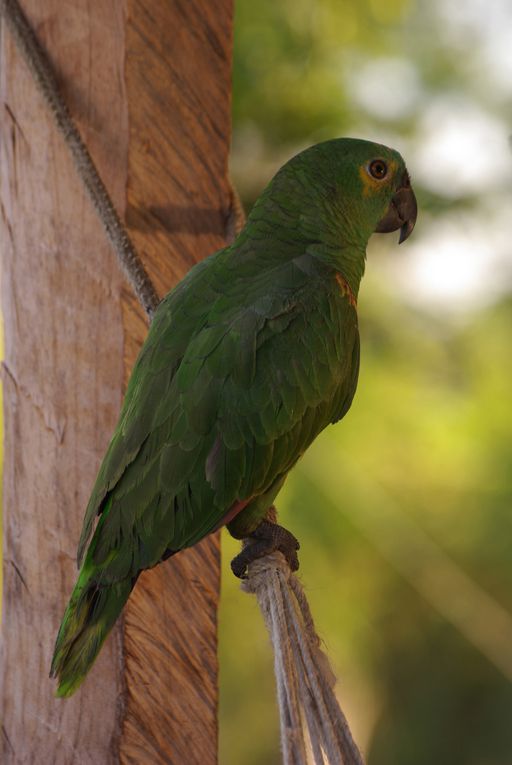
top-left (230, 520), bottom-right (300, 579)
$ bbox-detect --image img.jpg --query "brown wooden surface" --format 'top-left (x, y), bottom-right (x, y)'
top-left (0, 4), bottom-right (127, 762)
top-left (120, 2), bottom-right (232, 763)
top-left (0, 1), bottom-right (232, 762)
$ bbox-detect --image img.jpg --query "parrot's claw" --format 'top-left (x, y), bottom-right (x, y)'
top-left (230, 520), bottom-right (300, 579)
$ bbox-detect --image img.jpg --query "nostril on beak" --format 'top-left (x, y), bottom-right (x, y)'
top-left (401, 170), bottom-right (411, 189)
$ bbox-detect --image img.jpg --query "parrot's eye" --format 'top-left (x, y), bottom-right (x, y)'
top-left (368, 159), bottom-right (388, 180)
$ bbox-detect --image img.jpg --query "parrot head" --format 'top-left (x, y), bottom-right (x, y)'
top-left (253, 137), bottom-right (417, 251)
top-left (238, 137), bottom-right (417, 295)
top-left (303, 137), bottom-right (417, 247)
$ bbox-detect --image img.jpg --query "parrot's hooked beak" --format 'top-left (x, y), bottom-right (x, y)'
top-left (375, 170), bottom-right (417, 244)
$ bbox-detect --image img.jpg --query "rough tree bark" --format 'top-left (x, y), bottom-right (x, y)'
top-left (0, 2), bottom-right (232, 763)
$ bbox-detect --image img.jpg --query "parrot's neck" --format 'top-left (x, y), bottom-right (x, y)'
top-left (298, 193), bottom-right (369, 298)
top-left (306, 242), bottom-right (366, 298)
top-left (240, 177), bottom-right (371, 298)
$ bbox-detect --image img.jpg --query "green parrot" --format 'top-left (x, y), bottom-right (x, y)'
top-left (50, 137), bottom-right (417, 697)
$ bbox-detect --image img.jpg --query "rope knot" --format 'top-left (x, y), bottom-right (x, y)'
top-left (241, 551), bottom-right (292, 595)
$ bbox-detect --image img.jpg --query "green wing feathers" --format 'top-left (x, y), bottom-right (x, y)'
top-left (52, 250), bottom-right (359, 695)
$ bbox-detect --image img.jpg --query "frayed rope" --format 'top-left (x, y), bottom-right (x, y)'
top-left (243, 554), bottom-right (364, 765)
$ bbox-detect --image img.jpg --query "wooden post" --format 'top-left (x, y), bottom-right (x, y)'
top-left (0, 1), bottom-right (232, 762)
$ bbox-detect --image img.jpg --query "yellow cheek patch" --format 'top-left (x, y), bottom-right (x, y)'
top-left (359, 158), bottom-right (398, 197)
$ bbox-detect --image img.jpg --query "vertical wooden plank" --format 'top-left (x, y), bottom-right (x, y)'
top-left (0, 1), bottom-right (233, 762)
top-left (0, 2), bottom-right (127, 763)
top-left (119, 2), bottom-right (233, 763)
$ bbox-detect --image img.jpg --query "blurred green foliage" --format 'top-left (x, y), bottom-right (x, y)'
top-left (220, 1), bottom-right (512, 763)
top-left (233, 0), bottom-right (411, 148)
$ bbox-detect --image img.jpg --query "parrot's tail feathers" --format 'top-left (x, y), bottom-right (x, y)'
top-left (50, 565), bottom-right (135, 698)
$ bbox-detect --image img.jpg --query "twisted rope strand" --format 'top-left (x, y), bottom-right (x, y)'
top-left (271, 569), bottom-right (310, 765)
top-left (290, 577), bottom-right (364, 763)
top-left (285, 591), bottom-right (343, 764)
top-left (0, 0), bottom-right (160, 320)
top-left (243, 555), bottom-right (364, 765)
